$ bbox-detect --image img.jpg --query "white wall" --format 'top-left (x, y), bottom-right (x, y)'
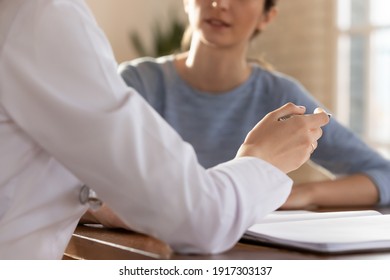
top-left (85, 0), bottom-right (185, 63)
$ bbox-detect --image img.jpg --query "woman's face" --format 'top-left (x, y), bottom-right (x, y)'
top-left (184, 0), bottom-right (274, 50)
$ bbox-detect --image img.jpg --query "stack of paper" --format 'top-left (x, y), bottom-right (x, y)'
top-left (244, 210), bottom-right (390, 253)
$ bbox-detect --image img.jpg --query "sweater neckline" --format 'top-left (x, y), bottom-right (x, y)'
top-left (166, 56), bottom-right (261, 99)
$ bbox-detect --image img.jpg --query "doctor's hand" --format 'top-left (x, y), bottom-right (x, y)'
top-left (236, 103), bottom-right (330, 174)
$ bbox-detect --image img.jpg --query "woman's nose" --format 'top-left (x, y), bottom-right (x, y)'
top-left (211, 0), bottom-right (231, 9)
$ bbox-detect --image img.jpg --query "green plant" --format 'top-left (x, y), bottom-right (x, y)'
top-left (130, 16), bottom-right (185, 57)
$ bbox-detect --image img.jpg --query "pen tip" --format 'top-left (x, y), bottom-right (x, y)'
top-left (314, 108), bottom-right (332, 118)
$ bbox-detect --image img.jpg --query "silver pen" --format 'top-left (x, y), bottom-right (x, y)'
top-left (278, 109), bottom-right (332, 121)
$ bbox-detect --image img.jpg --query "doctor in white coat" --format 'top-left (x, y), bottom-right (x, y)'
top-left (0, 0), bottom-right (329, 259)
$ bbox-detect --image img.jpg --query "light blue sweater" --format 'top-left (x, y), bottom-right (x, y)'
top-left (119, 55), bottom-right (390, 205)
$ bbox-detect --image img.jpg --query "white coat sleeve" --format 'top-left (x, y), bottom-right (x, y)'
top-left (1, 0), bottom-right (292, 254)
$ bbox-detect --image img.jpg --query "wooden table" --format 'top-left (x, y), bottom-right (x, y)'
top-left (64, 207), bottom-right (390, 260)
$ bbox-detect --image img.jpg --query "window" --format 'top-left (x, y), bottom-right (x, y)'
top-left (337, 0), bottom-right (390, 157)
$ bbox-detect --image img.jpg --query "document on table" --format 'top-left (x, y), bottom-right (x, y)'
top-left (244, 210), bottom-right (390, 253)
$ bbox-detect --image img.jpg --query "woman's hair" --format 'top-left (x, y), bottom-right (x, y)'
top-left (264, 0), bottom-right (278, 13)
top-left (181, 0), bottom-right (278, 51)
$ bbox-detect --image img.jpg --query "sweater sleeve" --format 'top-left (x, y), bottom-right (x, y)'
top-left (267, 72), bottom-right (390, 206)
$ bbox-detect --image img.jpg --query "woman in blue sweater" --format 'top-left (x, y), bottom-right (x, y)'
top-left (119, 0), bottom-right (390, 208)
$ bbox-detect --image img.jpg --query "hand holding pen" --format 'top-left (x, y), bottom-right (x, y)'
top-left (278, 107), bottom-right (331, 154)
top-left (236, 103), bottom-right (331, 173)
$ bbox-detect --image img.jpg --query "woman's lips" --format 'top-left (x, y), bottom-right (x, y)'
top-left (205, 18), bottom-right (231, 28)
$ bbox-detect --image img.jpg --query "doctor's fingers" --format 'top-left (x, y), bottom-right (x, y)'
top-left (309, 126), bottom-right (324, 143)
top-left (305, 111), bottom-right (330, 129)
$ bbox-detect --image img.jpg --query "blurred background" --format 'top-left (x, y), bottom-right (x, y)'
top-left (85, 0), bottom-right (390, 159)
